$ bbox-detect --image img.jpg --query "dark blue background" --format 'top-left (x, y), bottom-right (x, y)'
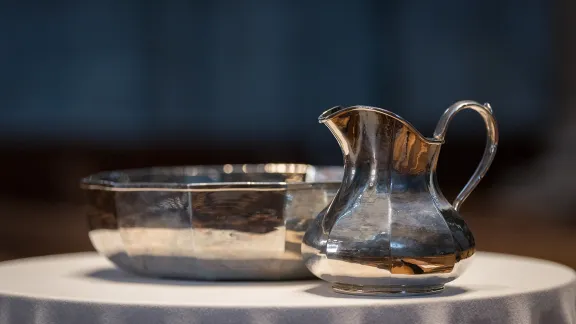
top-left (0, 0), bottom-right (551, 150)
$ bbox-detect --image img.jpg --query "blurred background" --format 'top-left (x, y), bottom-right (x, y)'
top-left (0, 0), bottom-right (574, 267)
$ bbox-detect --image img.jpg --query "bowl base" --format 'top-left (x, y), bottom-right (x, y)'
top-left (332, 283), bottom-right (445, 296)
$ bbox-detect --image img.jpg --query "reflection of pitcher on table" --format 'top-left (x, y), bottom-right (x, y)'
top-left (302, 101), bottom-right (498, 296)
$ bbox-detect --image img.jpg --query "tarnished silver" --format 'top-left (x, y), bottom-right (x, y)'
top-left (81, 164), bottom-right (343, 280)
top-left (302, 100), bottom-right (498, 295)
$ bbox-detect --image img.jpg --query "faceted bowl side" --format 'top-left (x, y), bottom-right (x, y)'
top-left (82, 164), bottom-right (342, 280)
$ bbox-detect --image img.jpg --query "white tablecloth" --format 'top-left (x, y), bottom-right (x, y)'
top-left (0, 252), bottom-right (573, 324)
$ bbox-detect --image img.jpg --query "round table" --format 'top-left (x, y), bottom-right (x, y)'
top-left (0, 252), bottom-right (573, 324)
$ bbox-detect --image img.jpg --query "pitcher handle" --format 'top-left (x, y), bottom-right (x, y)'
top-left (433, 100), bottom-right (499, 211)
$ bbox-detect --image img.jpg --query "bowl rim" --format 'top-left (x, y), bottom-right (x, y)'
top-left (80, 163), bottom-right (343, 192)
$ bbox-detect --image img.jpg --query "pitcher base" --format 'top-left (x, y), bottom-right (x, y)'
top-left (332, 283), bottom-right (445, 296)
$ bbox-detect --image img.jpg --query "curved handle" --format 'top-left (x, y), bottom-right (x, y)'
top-left (433, 100), bottom-right (499, 211)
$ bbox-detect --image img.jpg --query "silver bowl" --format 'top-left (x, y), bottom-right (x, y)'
top-left (80, 164), bottom-right (343, 280)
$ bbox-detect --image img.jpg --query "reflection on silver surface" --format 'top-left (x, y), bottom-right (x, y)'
top-left (82, 164), bottom-right (342, 280)
top-left (302, 101), bottom-right (498, 295)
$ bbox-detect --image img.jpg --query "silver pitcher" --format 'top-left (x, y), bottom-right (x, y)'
top-left (302, 101), bottom-right (498, 295)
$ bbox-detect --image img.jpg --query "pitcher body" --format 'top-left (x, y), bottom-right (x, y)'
top-left (302, 101), bottom-right (498, 295)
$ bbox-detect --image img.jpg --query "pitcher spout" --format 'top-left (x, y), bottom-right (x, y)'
top-left (318, 105), bottom-right (442, 145)
top-left (318, 105), bottom-right (443, 180)
top-left (318, 106), bottom-right (346, 123)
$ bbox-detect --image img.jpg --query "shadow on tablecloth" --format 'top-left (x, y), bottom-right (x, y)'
top-left (303, 283), bottom-right (470, 299)
top-left (82, 267), bottom-right (319, 286)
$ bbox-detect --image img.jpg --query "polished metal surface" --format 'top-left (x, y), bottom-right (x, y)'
top-left (302, 101), bottom-right (498, 295)
top-left (81, 164), bottom-right (343, 280)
